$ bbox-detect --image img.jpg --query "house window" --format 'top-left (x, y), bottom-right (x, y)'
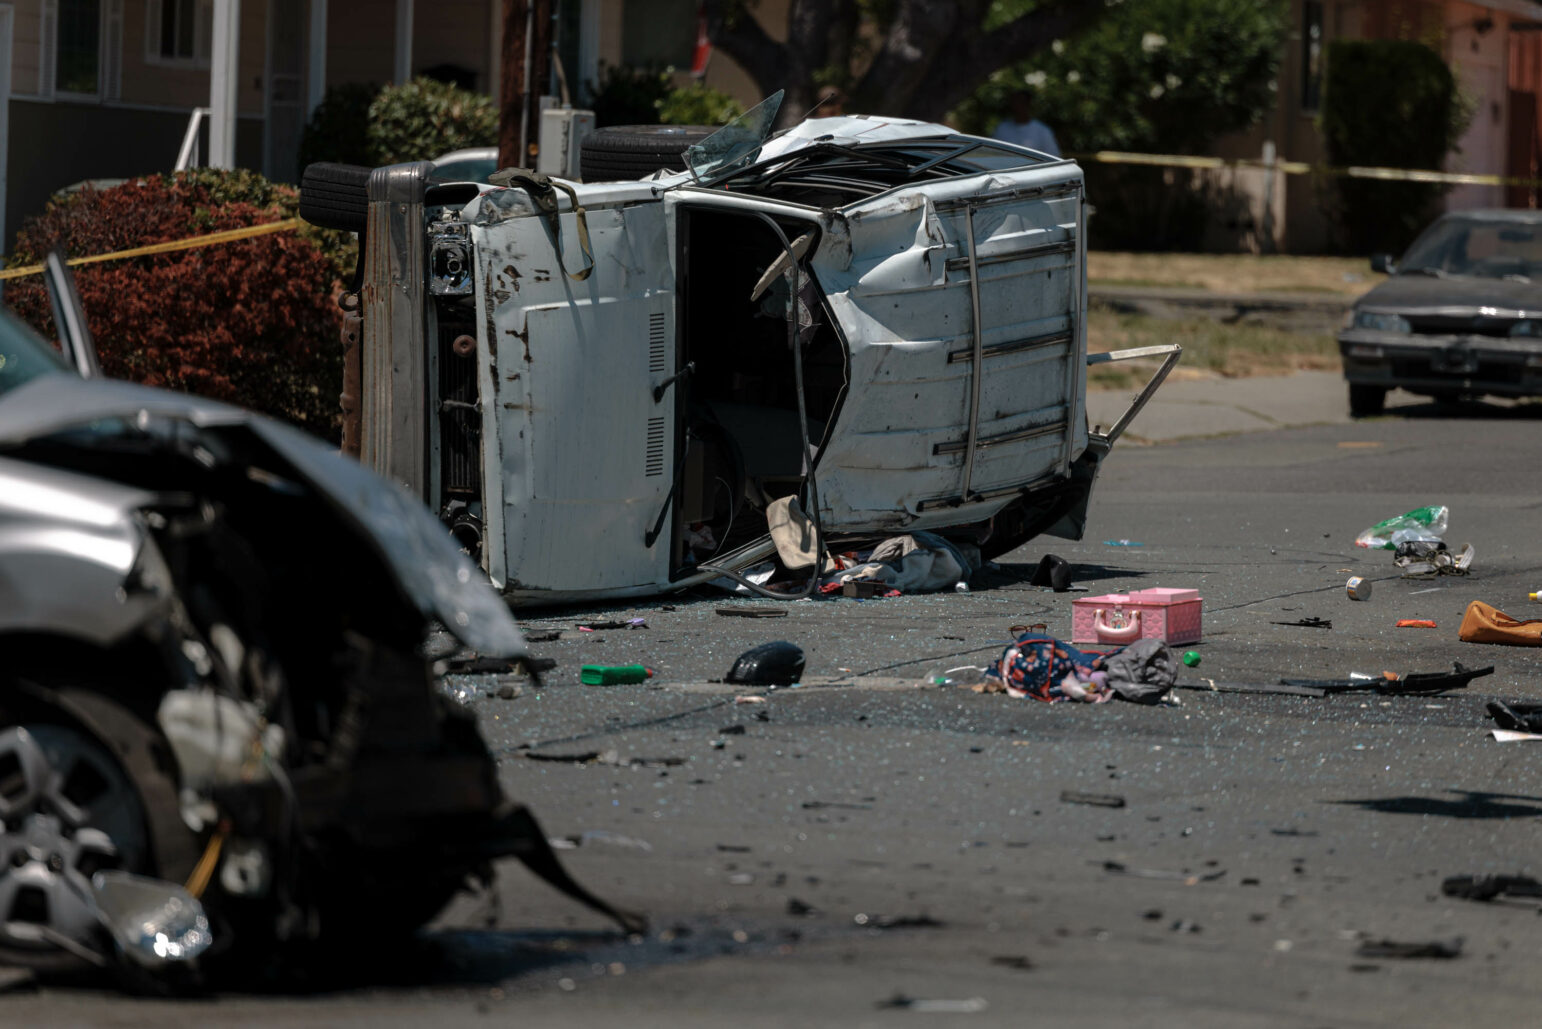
top-left (1301, 0), bottom-right (1324, 112)
top-left (153, 0), bottom-right (211, 63)
top-left (57, 0), bottom-right (101, 94)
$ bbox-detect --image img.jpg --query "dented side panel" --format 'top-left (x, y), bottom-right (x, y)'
top-left (812, 166), bottom-right (1088, 528)
top-left (472, 198), bottom-right (676, 595)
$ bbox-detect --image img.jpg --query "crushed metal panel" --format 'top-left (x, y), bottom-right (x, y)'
top-left (811, 166), bottom-right (1088, 527)
top-left (474, 199), bottom-right (676, 594)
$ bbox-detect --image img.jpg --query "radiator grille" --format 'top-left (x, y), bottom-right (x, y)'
top-left (437, 319), bottom-right (480, 496)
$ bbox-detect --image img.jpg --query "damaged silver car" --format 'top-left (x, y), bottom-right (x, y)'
top-left (301, 93), bottom-right (1177, 605)
top-left (0, 259), bottom-right (639, 985)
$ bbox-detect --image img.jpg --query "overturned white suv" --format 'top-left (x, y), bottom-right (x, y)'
top-left (301, 94), bottom-right (1176, 605)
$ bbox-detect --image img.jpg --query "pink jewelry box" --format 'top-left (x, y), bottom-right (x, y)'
top-left (1071, 588), bottom-right (1203, 646)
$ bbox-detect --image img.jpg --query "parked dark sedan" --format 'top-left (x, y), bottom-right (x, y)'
top-left (1338, 209), bottom-right (1542, 416)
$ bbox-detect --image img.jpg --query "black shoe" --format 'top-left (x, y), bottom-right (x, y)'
top-left (1031, 554), bottom-right (1072, 592)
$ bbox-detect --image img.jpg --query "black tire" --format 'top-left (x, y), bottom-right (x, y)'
top-left (1348, 383), bottom-right (1387, 417)
top-left (300, 162), bottom-right (372, 233)
top-left (580, 124), bottom-right (715, 182)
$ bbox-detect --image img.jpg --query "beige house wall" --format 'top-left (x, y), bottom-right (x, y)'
top-left (11, 0), bottom-right (38, 95)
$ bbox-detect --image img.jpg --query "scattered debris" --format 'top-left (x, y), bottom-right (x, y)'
top-left (984, 635), bottom-right (1175, 704)
top-left (1396, 619), bottom-right (1438, 628)
top-left (719, 724), bottom-right (747, 736)
top-left (1279, 663), bottom-right (1492, 696)
top-left (1182, 651), bottom-right (1202, 668)
top-left (524, 749), bottom-right (686, 768)
top-left (854, 913), bottom-right (945, 929)
top-left (1355, 938), bottom-right (1463, 960)
top-left (1346, 576), bottom-right (1372, 601)
top-left (495, 683), bottom-right (521, 700)
top-left (1459, 601), bottom-right (1542, 646)
top-left (842, 580), bottom-right (886, 598)
top-left (990, 955), bottom-right (1033, 970)
top-left (550, 830), bottom-right (654, 852)
top-left (1100, 861), bottom-right (1226, 885)
top-left (1355, 505), bottom-right (1448, 550)
top-left (877, 994), bottom-right (988, 1013)
top-left (1103, 539), bottom-right (1144, 547)
top-left (1488, 700), bottom-right (1542, 732)
top-left (1442, 874), bottom-right (1542, 902)
top-left (726, 641), bottom-right (806, 685)
top-left (733, 695), bottom-right (768, 705)
top-left (1270, 617), bottom-right (1332, 629)
top-left (577, 618), bottom-right (648, 631)
top-left (1270, 828), bottom-right (1319, 837)
top-left (717, 844), bottom-right (751, 853)
top-left (524, 630), bottom-right (563, 643)
top-left (581, 664), bottom-right (654, 685)
top-left (1169, 920), bottom-right (1202, 934)
top-left (1395, 540), bottom-right (1474, 578)
top-left (716, 607), bottom-right (788, 618)
top-left (802, 800), bottom-right (872, 811)
top-left (786, 897), bottom-right (819, 916)
top-left (1490, 729), bottom-right (1542, 743)
top-left (1061, 791), bottom-right (1127, 808)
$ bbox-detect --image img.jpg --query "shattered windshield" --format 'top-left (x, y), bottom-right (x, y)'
top-left (686, 91), bottom-right (784, 183)
top-left (1400, 217), bottom-right (1542, 282)
top-left (0, 310), bottom-right (68, 399)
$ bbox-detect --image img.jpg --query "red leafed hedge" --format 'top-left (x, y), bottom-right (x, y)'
top-left (6, 170), bottom-right (347, 440)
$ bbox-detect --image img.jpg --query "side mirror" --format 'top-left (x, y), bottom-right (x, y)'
top-left (1369, 253), bottom-right (1395, 275)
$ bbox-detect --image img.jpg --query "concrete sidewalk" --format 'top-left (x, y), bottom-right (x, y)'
top-left (1086, 369), bottom-right (1352, 442)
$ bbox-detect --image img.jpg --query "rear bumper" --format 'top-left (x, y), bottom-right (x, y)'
top-left (1338, 329), bottom-right (1542, 397)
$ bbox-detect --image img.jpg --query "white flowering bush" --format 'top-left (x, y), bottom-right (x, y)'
top-left (958, 0), bottom-right (1285, 155)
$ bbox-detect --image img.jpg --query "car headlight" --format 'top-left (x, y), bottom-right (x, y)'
top-left (1353, 310), bottom-right (1411, 333)
top-left (1509, 319), bottom-right (1542, 338)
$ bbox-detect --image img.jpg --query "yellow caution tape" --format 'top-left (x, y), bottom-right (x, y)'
top-left (0, 217), bottom-right (302, 281)
top-left (1081, 151), bottom-right (1542, 188)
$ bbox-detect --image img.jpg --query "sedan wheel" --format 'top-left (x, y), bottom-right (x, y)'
top-left (0, 725), bottom-right (150, 970)
top-left (1348, 384), bottom-right (1387, 417)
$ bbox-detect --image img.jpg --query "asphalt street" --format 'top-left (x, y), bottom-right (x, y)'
top-left (12, 398), bottom-right (1542, 1028)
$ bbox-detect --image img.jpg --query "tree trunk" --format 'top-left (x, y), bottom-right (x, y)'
top-left (499, 0), bottom-right (552, 170)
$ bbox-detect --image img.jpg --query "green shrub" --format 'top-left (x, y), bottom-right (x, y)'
top-left (298, 78), bottom-right (497, 168)
top-left (658, 82), bottom-right (743, 126)
top-left (1318, 39), bottom-right (1468, 254)
top-left (587, 64), bottom-right (673, 126)
top-left (955, 0), bottom-right (1286, 251)
top-left (6, 170), bottom-right (346, 439)
top-left (367, 77), bottom-right (499, 165)
top-left (298, 82), bottom-right (375, 169)
top-left (957, 0), bottom-right (1286, 154)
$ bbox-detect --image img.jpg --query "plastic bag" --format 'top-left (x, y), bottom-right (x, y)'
top-left (1355, 505), bottom-right (1448, 550)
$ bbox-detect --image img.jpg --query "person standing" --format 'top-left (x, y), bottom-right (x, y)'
top-left (992, 90), bottom-right (1060, 158)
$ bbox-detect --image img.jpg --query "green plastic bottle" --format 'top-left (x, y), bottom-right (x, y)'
top-left (581, 664), bottom-right (653, 685)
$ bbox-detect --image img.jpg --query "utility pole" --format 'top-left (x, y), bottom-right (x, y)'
top-left (498, 0), bottom-right (552, 170)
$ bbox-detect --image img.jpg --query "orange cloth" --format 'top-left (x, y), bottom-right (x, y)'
top-left (1459, 601), bottom-right (1542, 646)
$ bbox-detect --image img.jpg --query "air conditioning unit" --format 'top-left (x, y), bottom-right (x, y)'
top-left (537, 108), bottom-right (595, 180)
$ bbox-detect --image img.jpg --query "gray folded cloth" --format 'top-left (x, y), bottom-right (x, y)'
top-left (1103, 638), bottom-right (1175, 704)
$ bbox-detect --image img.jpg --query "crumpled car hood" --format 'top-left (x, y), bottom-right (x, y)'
top-left (0, 375), bottom-right (525, 658)
top-left (1357, 274), bottom-right (1542, 316)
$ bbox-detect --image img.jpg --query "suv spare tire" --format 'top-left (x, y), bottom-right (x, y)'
top-left (580, 125), bottom-right (715, 182)
top-left (299, 162), bottom-right (372, 234)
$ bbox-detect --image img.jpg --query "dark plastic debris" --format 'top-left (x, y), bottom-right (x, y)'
top-left (716, 607), bottom-right (789, 618)
top-left (1442, 874), bottom-right (1542, 902)
top-left (1485, 701), bottom-right (1542, 733)
top-left (726, 641), bottom-right (805, 685)
top-left (1270, 617), bottom-right (1332, 629)
top-left (1280, 663), bottom-right (1493, 696)
top-left (1061, 791), bottom-right (1126, 808)
top-left (1356, 938), bottom-right (1463, 959)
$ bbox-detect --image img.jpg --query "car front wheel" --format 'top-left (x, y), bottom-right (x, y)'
top-left (1349, 384), bottom-right (1387, 417)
